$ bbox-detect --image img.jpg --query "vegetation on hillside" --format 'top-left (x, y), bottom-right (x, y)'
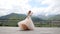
top-left (0, 13), bottom-right (60, 27)
top-left (48, 14), bottom-right (60, 20)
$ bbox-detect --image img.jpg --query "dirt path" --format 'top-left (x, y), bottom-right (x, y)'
top-left (0, 27), bottom-right (60, 34)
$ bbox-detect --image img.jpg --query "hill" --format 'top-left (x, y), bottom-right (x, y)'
top-left (0, 13), bottom-right (26, 20)
top-left (48, 14), bottom-right (60, 20)
top-left (0, 13), bottom-right (43, 26)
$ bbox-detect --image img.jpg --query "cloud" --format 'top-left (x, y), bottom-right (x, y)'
top-left (31, 0), bottom-right (60, 16)
top-left (0, 0), bottom-right (60, 16)
top-left (44, 0), bottom-right (60, 15)
top-left (0, 0), bottom-right (31, 16)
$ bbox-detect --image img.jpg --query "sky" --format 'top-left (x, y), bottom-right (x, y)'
top-left (0, 0), bottom-right (60, 16)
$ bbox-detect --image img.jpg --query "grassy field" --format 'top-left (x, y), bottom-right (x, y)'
top-left (0, 23), bottom-right (60, 27)
top-left (0, 19), bottom-right (60, 27)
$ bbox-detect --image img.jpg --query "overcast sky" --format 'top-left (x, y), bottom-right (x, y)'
top-left (0, 0), bottom-right (60, 16)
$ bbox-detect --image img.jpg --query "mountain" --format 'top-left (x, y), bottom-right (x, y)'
top-left (31, 16), bottom-right (44, 22)
top-left (48, 14), bottom-right (60, 20)
top-left (0, 13), bottom-right (44, 26)
top-left (37, 14), bottom-right (60, 20)
top-left (37, 15), bottom-right (49, 20)
top-left (0, 13), bottom-right (60, 27)
top-left (0, 13), bottom-right (43, 21)
top-left (0, 13), bottom-right (26, 20)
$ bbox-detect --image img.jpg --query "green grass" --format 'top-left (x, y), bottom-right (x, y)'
top-left (0, 22), bottom-right (60, 27)
top-left (34, 23), bottom-right (60, 27)
top-left (0, 20), bottom-right (60, 27)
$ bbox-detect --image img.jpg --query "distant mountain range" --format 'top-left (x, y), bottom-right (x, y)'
top-left (0, 13), bottom-right (44, 26)
top-left (48, 14), bottom-right (60, 20)
top-left (0, 13), bottom-right (60, 27)
top-left (37, 14), bottom-right (60, 20)
top-left (0, 13), bottom-right (43, 22)
top-left (0, 13), bottom-right (26, 20)
top-left (0, 13), bottom-right (60, 20)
